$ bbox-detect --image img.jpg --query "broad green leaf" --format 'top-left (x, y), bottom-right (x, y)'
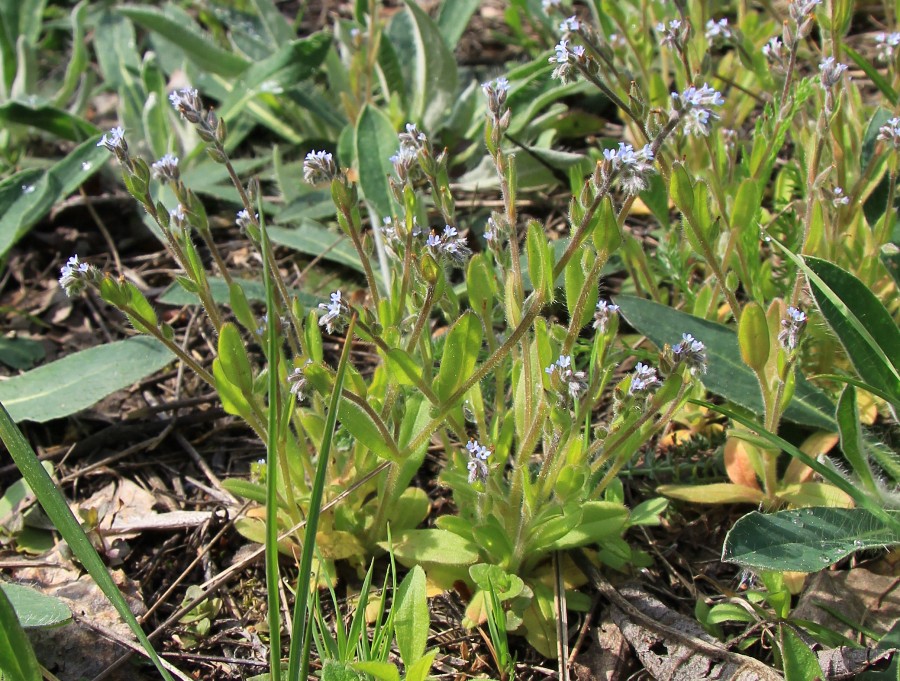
top-left (0, 404), bottom-right (175, 680)
top-left (117, 5), bottom-right (249, 77)
top-left (0, 585), bottom-right (41, 681)
top-left (394, 565), bottom-right (428, 666)
top-left (436, 0), bottom-right (480, 49)
top-left (0, 102), bottom-right (98, 141)
top-left (355, 104), bottom-right (398, 220)
top-left (433, 311), bottom-right (483, 404)
top-left (780, 623), bottom-right (825, 681)
top-left (249, 0), bottom-right (294, 46)
top-left (0, 135), bottom-right (108, 258)
top-left (387, 529), bottom-right (480, 566)
top-left (216, 34), bottom-right (331, 121)
top-left (722, 507), bottom-right (900, 572)
top-left (616, 295), bottom-right (835, 429)
top-left (0, 337), bottom-right (45, 370)
top-left (0, 337), bottom-right (173, 423)
top-left (0, 582), bottom-right (71, 628)
top-left (548, 502), bottom-right (629, 550)
top-left (404, 0), bottom-right (458, 131)
top-left (159, 275), bottom-right (321, 310)
top-left (803, 256), bottom-right (900, 407)
top-left (268, 223), bottom-right (366, 274)
top-left (705, 603), bottom-right (756, 625)
top-left (338, 397), bottom-right (400, 461)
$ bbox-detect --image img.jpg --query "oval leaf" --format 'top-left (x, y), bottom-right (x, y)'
top-left (722, 507), bottom-right (900, 572)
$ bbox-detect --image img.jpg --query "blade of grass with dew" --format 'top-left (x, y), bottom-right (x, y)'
top-left (261, 213), bottom-right (283, 681)
top-left (0, 401), bottom-right (176, 681)
top-left (696, 399), bottom-right (900, 535)
top-left (288, 314), bottom-right (357, 681)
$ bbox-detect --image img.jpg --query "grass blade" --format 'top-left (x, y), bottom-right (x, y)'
top-left (0, 401), bottom-right (176, 681)
top-left (288, 315), bottom-right (357, 681)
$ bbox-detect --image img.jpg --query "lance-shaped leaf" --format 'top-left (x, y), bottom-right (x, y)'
top-left (356, 104), bottom-right (399, 220)
top-left (0, 337), bottom-right (173, 423)
top-left (616, 295), bottom-right (835, 429)
top-left (803, 256), bottom-right (900, 408)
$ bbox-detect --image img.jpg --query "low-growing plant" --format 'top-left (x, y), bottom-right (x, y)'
top-left (6, 0), bottom-right (900, 677)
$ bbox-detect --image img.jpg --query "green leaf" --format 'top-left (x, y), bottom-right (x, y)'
top-left (0, 582), bottom-right (71, 628)
top-left (0, 404), bottom-right (175, 680)
top-left (0, 337), bottom-right (173, 423)
top-left (216, 34), bottom-right (331, 121)
top-left (547, 502), bottom-right (629, 550)
top-left (403, 651), bottom-right (437, 681)
top-left (803, 256), bottom-right (900, 407)
top-left (268, 223), bottom-right (366, 274)
top-left (0, 102), bottom-right (98, 141)
top-left (388, 529), bottom-right (480, 566)
top-left (117, 5), bottom-right (249, 77)
top-left (0, 135), bottom-right (108, 258)
top-left (355, 104), bottom-right (398, 220)
top-left (249, 0), bottom-right (294, 46)
top-left (780, 623), bottom-right (824, 681)
top-left (844, 45), bottom-right (898, 106)
top-left (385, 348), bottom-right (424, 387)
top-left (217, 323), bottom-right (254, 394)
top-left (352, 661), bottom-right (399, 681)
top-left (394, 565), bottom-right (428, 666)
top-left (0, 585), bottom-right (41, 681)
top-left (337, 396), bottom-right (400, 461)
top-left (158, 275), bottom-right (321, 310)
top-left (435, 0), bottom-right (480, 49)
top-left (0, 337), bottom-right (45, 370)
top-left (94, 11), bottom-right (145, 139)
top-left (433, 311), bottom-right (483, 404)
top-left (616, 295), bottom-right (835, 429)
top-left (836, 385), bottom-right (878, 495)
top-left (403, 0), bottom-right (458, 131)
top-left (722, 507), bottom-right (900, 572)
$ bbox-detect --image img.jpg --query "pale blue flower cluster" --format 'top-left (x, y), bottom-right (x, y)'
top-left (629, 362), bottom-right (659, 395)
top-left (546, 355), bottom-right (588, 399)
top-left (425, 225), bottom-right (471, 264)
top-left (151, 153), bottom-right (179, 182)
top-left (602, 143), bottom-right (655, 194)
top-left (878, 117), bottom-right (900, 147)
top-left (549, 39), bottom-right (584, 81)
top-left (875, 32), bottom-right (900, 62)
top-left (593, 300), bottom-right (620, 332)
top-left (318, 290), bottom-right (346, 334)
top-left (303, 150), bottom-right (337, 185)
top-left (672, 333), bottom-right (707, 375)
top-left (672, 83), bottom-right (725, 137)
top-left (778, 306), bottom-right (807, 350)
top-left (466, 439), bottom-right (491, 484)
top-left (58, 255), bottom-right (96, 298)
top-left (97, 126), bottom-right (126, 153)
top-left (655, 20), bottom-right (683, 49)
top-left (705, 18), bottom-right (731, 44)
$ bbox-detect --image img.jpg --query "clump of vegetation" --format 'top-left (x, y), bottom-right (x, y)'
top-left (1, 0), bottom-right (899, 680)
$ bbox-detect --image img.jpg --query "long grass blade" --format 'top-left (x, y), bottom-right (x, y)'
top-left (0, 401), bottom-right (176, 681)
top-left (288, 314), bottom-right (357, 680)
